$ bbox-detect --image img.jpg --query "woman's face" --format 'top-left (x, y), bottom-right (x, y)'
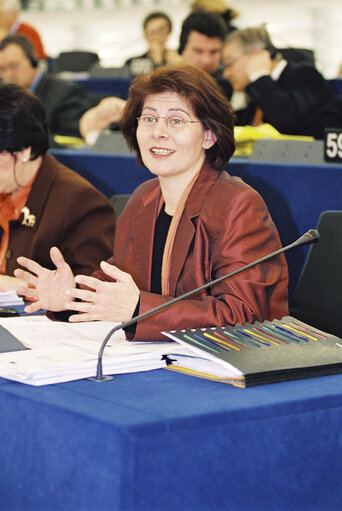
top-left (0, 150), bottom-right (18, 194)
top-left (0, 148), bottom-right (31, 194)
top-left (144, 18), bottom-right (170, 47)
top-left (136, 91), bottom-right (216, 181)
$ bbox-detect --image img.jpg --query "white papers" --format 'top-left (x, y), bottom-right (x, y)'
top-left (0, 291), bottom-right (24, 306)
top-left (0, 316), bottom-right (179, 386)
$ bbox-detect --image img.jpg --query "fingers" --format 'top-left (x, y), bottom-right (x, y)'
top-left (24, 301), bottom-right (44, 314)
top-left (65, 287), bottom-right (94, 302)
top-left (99, 261), bottom-right (130, 282)
top-left (49, 246), bottom-right (67, 270)
top-left (74, 274), bottom-right (100, 290)
top-left (14, 268), bottom-right (38, 287)
top-left (19, 286), bottom-right (38, 300)
top-left (16, 256), bottom-right (44, 276)
top-left (68, 312), bottom-right (94, 323)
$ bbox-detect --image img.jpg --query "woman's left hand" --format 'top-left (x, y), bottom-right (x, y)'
top-left (65, 261), bottom-right (140, 323)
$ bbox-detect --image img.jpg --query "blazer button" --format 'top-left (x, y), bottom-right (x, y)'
top-left (6, 250), bottom-right (13, 259)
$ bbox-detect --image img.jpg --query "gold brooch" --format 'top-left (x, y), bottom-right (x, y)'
top-left (21, 206), bottom-right (36, 227)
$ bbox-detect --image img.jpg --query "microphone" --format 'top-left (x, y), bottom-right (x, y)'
top-left (88, 229), bottom-right (320, 382)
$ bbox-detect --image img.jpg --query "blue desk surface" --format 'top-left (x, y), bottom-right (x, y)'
top-left (1, 368), bottom-right (342, 510)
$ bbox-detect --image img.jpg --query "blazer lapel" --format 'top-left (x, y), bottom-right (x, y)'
top-left (167, 213), bottom-right (195, 296)
top-left (167, 163), bottom-right (219, 296)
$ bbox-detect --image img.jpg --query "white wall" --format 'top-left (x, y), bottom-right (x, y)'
top-left (22, 0), bottom-right (342, 77)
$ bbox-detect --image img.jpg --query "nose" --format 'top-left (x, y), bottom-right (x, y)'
top-left (152, 117), bottom-right (169, 137)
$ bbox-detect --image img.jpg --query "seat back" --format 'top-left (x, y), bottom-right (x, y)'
top-left (110, 194), bottom-right (130, 219)
top-left (54, 51), bottom-right (99, 73)
top-left (290, 210), bottom-right (342, 336)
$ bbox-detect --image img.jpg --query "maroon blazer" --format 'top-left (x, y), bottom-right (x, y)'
top-left (94, 163), bottom-right (289, 341)
top-left (6, 153), bottom-right (115, 276)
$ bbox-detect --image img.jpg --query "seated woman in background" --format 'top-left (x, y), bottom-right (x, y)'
top-left (15, 66), bottom-right (288, 341)
top-left (0, 83), bottom-right (115, 292)
top-left (125, 11), bottom-right (180, 75)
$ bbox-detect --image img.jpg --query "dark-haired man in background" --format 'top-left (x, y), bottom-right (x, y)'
top-left (0, 34), bottom-right (90, 139)
top-left (177, 10), bottom-right (232, 98)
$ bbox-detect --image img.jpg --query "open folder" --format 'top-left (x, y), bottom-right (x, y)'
top-left (163, 316), bottom-right (342, 387)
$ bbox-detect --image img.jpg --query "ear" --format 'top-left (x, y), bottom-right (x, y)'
top-left (203, 129), bottom-right (217, 150)
top-left (16, 147), bottom-right (31, 163)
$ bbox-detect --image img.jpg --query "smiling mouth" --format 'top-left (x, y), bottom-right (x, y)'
top-left (150, 148), bottom-right (175, 156)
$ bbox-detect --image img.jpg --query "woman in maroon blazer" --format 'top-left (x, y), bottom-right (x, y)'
top-left (0, 82), bottom-right (115, 292)
top-left (16, 66), bottom-right (288, 341)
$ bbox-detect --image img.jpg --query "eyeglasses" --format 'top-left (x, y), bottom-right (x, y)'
top-left (223, 53), bottom-right (248, 70)
top-left (137, 114), bottom-right (201, 132)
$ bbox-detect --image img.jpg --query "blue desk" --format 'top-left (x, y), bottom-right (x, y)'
top-left (50, 149), bottom-right (342, 296)
top-left (73, 77), bottom-right (132, 98)
top-left (1, 369), bottom-right (342, 510)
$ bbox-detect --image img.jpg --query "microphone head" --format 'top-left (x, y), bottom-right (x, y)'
top-left (297, 229), bottom-right (320, 246)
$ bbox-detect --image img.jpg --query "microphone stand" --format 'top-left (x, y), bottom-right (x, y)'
top-left (88, 229), bottom-right (319, 382)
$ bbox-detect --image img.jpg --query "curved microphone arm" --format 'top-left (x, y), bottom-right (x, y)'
top-left (88, 229), bottom-right (320, 382)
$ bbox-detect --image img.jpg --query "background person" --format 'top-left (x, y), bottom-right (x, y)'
top-left (0, 35), bottom-right (90, 139)
top-left (190, 0), bottom-right (239, 35)
top-left (0, 82), bottom-right (115, 292)
top-left (222, 25), bottom-right (342, 138)
top-left (125, 11), bottom-right (180, 75)
top-left (79, 10), bottom-right (232, 143)
top-left (16, 66), bottom-right (288, 341)
top-left (0, 0), bottom-right (46, 59)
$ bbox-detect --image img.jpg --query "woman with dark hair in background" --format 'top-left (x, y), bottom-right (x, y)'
top-left (0, 83), bottom-right (115, 292)
top-left (16, 66), bottom-right (288, 341)
top-left (125, 11), bottom-right (179, 74)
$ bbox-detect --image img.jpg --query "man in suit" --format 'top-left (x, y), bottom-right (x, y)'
top-left (222, 25), bottom-right (341, 139)
top-left (0, 34), bottom-right (90, 138)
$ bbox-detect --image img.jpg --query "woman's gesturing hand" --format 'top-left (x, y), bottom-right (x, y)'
top-left (14, 246), bottom-right (75, 313)
top-left (63, 261), bottom-right (140, 323)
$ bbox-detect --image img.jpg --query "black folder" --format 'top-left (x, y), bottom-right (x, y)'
top-left (163, 316), bottom-right (342, 387)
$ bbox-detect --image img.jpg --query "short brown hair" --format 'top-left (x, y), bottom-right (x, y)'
top-left (120, 65), bottom-right (235, 171)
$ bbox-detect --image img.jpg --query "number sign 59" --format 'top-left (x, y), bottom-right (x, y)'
top-left (324, 129), bottom-right (342, 162)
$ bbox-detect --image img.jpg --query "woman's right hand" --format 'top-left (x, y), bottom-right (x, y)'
top-left (14, 247), bottom-right (75, 313)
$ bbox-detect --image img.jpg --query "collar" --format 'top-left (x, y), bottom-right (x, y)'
top-left (9, 21), bottom-right (20, 34)
top-left (29, 70), bottom-right (43, 94)
top-left (271, 59), bottom-right (287, 80)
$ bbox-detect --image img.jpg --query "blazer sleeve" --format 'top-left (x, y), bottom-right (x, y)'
top-left (246, 65), bottom-right (334, 135)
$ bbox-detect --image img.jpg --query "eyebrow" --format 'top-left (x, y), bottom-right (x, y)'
top-left (141, 106), bottom-right (192, 118)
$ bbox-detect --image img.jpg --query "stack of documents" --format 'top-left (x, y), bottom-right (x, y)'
top-left (0, 316), bottom-right (182, 386)
top-left (0, 291), bottom-right (24, 306)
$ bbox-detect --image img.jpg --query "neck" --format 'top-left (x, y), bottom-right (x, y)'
top-left (159, 157), bottom-right (205, 215)
top-left (11, 156), bottom-right (42, 193)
